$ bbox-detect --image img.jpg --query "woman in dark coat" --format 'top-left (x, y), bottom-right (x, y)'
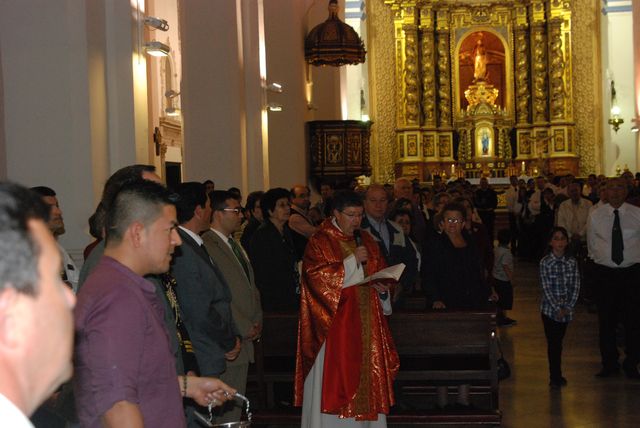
top-left (249, 188), bottom-right (300, 312)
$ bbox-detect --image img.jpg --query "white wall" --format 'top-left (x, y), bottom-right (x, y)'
top-left (0, 0), bottom-right (152, 259)
top-left (601, 7), bottom-right (637, 174)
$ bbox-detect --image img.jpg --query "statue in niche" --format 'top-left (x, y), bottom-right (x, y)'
top-left (460, 33), bottom-right (489, 82)
top-left (481, 129), bottom-right (490, 155)
top-left (472, 38), bottom-right (488, 81)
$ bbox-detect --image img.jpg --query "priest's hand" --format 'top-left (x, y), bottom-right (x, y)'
top-left (354, 246), bottom-right (369, 264)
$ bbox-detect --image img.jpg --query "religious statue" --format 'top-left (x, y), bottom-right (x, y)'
top-left (472, 38), bottom-right (488, 82)
top-left (481, 129), bottom-right (490, 155)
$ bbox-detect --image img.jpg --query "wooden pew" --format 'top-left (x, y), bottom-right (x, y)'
top-left (389, 310), bottom-right (501, 420)
top-left (248, 310), bottom-right (501, 426)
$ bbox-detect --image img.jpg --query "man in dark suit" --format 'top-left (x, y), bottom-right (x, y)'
top-left (172, 182), bottom-right (241, 379)
top-left (362, 184), bottom-right (420, 309)
top-left (203, 190), bottom-right (263, 422)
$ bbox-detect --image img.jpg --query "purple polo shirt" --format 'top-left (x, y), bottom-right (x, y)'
top-left (74, 256), bottom-right (185, 428)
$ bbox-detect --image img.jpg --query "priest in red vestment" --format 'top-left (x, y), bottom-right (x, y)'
top-left (294, 190), bottom-right (399, 427)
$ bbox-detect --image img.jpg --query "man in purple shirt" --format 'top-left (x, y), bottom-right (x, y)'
top-left (75, 180), bottom-right (234, 427)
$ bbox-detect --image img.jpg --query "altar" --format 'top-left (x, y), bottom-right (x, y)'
top-left (381, 0), bottom-right (579, 181)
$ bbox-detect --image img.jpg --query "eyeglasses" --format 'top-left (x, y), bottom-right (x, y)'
top-left (340, 211), bottom-right (363, 219)
top-left (223, 208), bottom-right (242, 215)
top-left (444, 217), bottom-right (464, 224)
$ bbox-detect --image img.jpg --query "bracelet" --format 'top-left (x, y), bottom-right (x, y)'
top-left (181, 375), bottom-right (188, 397)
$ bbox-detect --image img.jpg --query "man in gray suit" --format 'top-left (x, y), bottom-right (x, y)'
top-left (172, 182), bottom-right (241, 379)
top-left (203, 190), bottom-right (263, 422)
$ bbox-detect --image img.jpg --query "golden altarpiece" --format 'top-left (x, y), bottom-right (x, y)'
top-left (383, 0), bottom-right (578, 180)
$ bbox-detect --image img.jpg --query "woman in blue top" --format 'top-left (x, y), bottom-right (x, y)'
top-left (539, 226), bottom-right (580, 388)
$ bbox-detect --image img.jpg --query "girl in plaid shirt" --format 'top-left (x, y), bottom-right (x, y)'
top-left (539, 226), bottom-right (580, 388)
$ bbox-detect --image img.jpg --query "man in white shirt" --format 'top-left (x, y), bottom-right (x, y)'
top-left (0, 183), bottom-right (76, 427)
top-left (30, 186), bottom-right (79, 292)
top-left (587, 178), bottom-right (640, 379)
top-left (557, 182), bottom-right (592, 255)
top-left (527, 176), bottom-right (547, 217)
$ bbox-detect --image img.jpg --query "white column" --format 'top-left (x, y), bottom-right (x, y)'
top-left (0, 0), bottom-right (152, 258)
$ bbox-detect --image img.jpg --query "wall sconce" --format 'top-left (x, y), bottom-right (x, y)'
top-left (608, 80), bottom-right (624, 133)
top-left (164, 91), bottom-right (181, 117)
top-left (266, 82), bottom-right (283, 93)
top-left (144, 16), bottom-right (169, 31)
top-left (267, 103), bottom-right (283, 112)
top-left (165, 107), bottom-right (181, 116)
top-left (144, 41), bottom-right (170, 57)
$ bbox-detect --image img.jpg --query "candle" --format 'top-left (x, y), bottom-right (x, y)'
top-left (451, 164), bottom-right (455, 175)
top-left (521, 161), bottom-right (525, 174)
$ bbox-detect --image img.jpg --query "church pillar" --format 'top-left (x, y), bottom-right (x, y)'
top-left (0, 0), bottom-right (148, 258)
top-left (178, 0), bottom-right (247, 189)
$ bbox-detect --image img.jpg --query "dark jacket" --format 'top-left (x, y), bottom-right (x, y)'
top-left (424, 231), bottom-right (489, 309)
top-left (249, 220), bottom-right (300, 312)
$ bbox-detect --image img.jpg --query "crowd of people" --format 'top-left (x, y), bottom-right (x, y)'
top-left (1, 166), bottom-right (640, 427)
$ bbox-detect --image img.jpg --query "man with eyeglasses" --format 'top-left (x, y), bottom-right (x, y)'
top-left (171, 184), bottom-right (241, 387)
top-left (202, 190), bottom-right (262, 423)
top-left (295, 190), bottom-right (399, 427)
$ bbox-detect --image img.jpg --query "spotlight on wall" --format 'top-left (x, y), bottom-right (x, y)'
top-left (267, 103), bottom-right (283, 112)
top-left (266, 82), bottom-right (283, 93)
top-left (608, 80), bottom-right (624, 133)
top-left (144, 16), bottom-right (169, 31)
top-left (165, 107), bottom-right (181, 116)
top-left (144, 41), bottom-right (170, 57)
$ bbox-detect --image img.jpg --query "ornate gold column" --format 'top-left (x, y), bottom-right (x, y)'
top-left (514, 7), bottom-right (530, 125)
top-left (420, 5), bottom-right (436, 128)
top-left (530, 2), bottom-right (547, 126)
top-left (436, 10), bottom-right (452, 129)
top-left (435, 9), bottom-right (454, 170)
top-left (392, 3), bottom-right (425, 179)
top-left (546, 0), bottom-right (578, 174)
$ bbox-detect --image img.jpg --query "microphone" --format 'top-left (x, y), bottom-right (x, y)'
top-left (353, 229), bottom-right (367, 266)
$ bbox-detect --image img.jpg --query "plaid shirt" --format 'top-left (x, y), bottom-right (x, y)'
top-left (539, 253), bottom-right (580, 322)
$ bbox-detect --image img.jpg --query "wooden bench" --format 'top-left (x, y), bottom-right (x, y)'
top-left (389, 310), bottom-right (500, 410)
top-left (248, 310), bottom-right (501, 426)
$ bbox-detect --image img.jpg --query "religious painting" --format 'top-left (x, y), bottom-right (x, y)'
top-left (407, 134), bottom-right (418, 156)
top-left (475, 125), bottom-right (494, 157)
top-left (423, 134), bottom-right (435, 157)
top-left (554, 130), bottom-right (565, 152)
top-left (438, 135), bottom-right (452, 157)
top-left (325, 134), bottom-right (343, 164)
top-left (458, 31), bottom-right (506, 111)
top-left (519, 133), bottom-right (531, 155)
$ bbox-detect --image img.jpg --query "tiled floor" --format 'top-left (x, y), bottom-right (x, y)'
top-left (498, 260), bottom-right (640, 427)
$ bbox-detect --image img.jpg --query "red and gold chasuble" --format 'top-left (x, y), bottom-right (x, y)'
top-left (294, 219), bottom-right (400, 420)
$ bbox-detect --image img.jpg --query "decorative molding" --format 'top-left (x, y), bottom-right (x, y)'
top-left (572, 0), bottom-right (601, 174)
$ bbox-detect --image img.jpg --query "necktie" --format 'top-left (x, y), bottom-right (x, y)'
top-left (229, 237), bottom-right (251, 280)
top-left (612, 209), bottom-right (624, 265)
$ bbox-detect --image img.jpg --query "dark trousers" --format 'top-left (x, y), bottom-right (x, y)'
top-left (594, 263), bottom-right (640, 369)
top-left (542, 313), bottom-right (568, 381)
top-left (478, 210), bottom-right (495, 242)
